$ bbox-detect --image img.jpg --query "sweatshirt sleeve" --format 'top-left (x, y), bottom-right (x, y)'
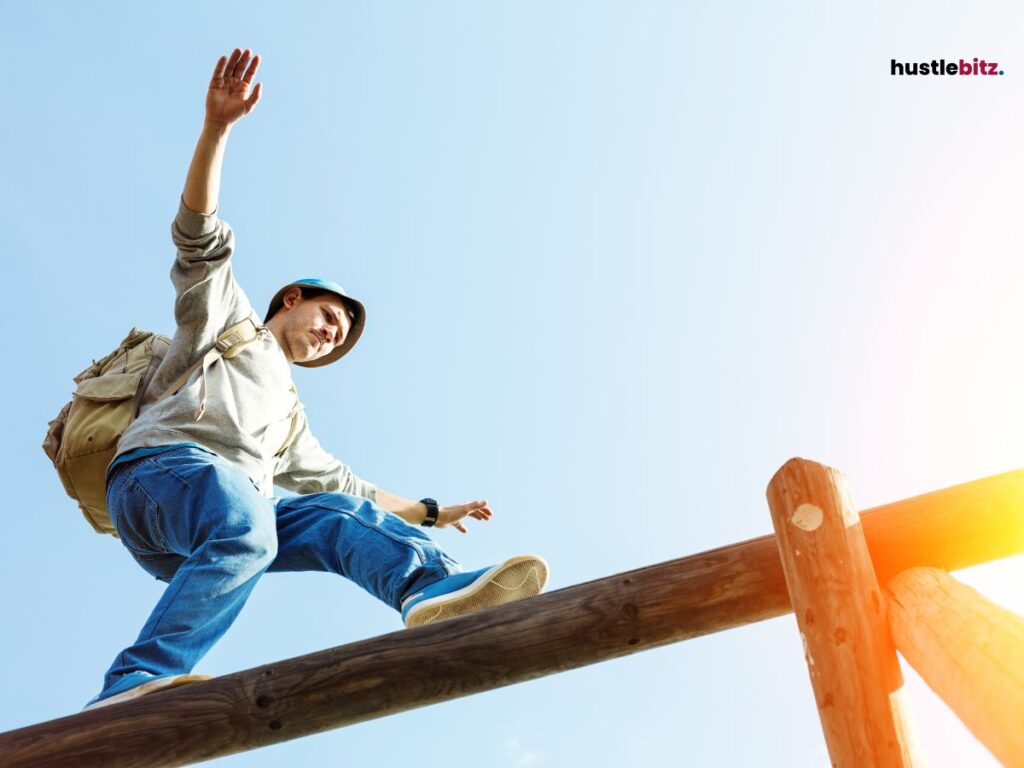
top-left (169, 197), bottom-right (252, 358)
top-left (273, 412), bottom-right (378, 501)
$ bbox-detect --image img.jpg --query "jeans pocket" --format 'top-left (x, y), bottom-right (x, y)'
top-left (128, 550), bottom-right (184, 584)
top-left (112, 482), bottom-right (181, 583)
top-left (110, 474), bottom-right (169, 555)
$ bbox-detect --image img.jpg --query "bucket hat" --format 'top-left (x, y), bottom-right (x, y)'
top-left (264, 278), bottom-right (366, 367)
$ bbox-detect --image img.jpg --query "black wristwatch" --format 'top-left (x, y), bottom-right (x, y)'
top-left (420, 498), bottom-right (439, 527)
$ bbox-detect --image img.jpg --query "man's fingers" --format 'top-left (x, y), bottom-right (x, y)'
top-left (456, 501), bottom-right (492, 517)
top-left (230, 48), bottom-right (251, 79)
top-left (211, 55), bottom-right (228, 82)
top-left (242, 54), bottom-right (260, 85)
top-left (454, 522), bottom-right (468, 534)
top-left (230, 49), bottom-right (250, 79)
top-left (223, 48), bottom-right (241, 79)
top-left (440, 500), bottom-right (493, 528)
top-left (245, 82), bottom-right (263, 112)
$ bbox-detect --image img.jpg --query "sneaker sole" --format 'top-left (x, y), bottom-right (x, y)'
top-left (404, 554), bottom-right (549, 628)
top-left (82, 673), bottom-right (212, 711)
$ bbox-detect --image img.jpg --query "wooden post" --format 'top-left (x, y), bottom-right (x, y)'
top-left (886, 567), bottom-right (1024, 766)
top-left (767, 458), bottom-right (921, 767)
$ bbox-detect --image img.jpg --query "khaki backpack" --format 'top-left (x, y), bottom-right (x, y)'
top-left (43, 314), bottom-right (299, 536)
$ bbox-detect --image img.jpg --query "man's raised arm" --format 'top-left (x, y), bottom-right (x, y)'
top-left (182, 48), bottom-right (263, 215)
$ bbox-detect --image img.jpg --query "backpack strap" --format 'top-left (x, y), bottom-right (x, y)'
top-left (154, 313), bottom-right (265, 420)
top-left (273, 386), bottom-right (304, 459)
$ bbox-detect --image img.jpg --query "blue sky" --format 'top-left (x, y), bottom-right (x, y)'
top-left (2, 2), bottom-right (1022, 766)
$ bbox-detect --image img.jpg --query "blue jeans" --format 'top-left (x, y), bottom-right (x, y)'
top-left (100, 445), bottom-right (462, 694)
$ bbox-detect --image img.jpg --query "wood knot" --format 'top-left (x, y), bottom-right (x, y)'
top-left (621, 603), bottom-right (638, 621)
top-left (790, 503), bottom-right (823, 532)
top-left (804, 609), bottom-right (814, 626)
top-left (833, 627), bottom-right (847, 645)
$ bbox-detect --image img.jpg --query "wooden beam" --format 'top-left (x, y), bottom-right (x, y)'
top-left (886, 567), bottom-right (1024, 766)
top-left (861, 467), bottom-right (1024, 584)
top-left (767, 458), bottom-right (921, 766)
top-left (2, 465), bottom-right (1022, 767)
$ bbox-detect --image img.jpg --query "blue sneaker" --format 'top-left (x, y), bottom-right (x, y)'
top-left (401, 554), bottom-right (549, 628)
top-left (82, 672), bottom-right (212, 711)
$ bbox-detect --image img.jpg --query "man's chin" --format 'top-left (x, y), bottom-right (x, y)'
top-left (300, 346), bottom-right (328, 363)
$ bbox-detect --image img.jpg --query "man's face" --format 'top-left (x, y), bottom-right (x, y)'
top-left (273, 289), bottom-right (353, 364)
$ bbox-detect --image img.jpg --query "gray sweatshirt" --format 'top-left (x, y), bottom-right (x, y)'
top-left (114, 198), bottom-right (377, 502)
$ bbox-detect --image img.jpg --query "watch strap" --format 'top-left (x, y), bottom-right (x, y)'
top-left (420, 497), bottom-right (439, 527)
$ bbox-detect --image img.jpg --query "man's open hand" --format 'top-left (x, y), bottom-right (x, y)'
top-left (205, 48), bottom-right (263, 129)
top-left (436, 500), bottom-right (494, 534)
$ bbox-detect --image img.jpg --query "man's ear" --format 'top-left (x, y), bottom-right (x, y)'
top-left (282, 286), bottom-right (303, 310)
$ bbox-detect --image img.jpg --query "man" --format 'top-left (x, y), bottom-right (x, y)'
top-left (84, 48), bottom-right (548, 711)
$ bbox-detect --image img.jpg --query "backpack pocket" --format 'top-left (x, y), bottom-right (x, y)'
top-left (60, 373), bottom-right (143, 459)
top-left (56, 372), bottom-right (143, 535)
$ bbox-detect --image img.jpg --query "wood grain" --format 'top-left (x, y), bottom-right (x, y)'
top-left (887, 567), bottom-right (1024, 766)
